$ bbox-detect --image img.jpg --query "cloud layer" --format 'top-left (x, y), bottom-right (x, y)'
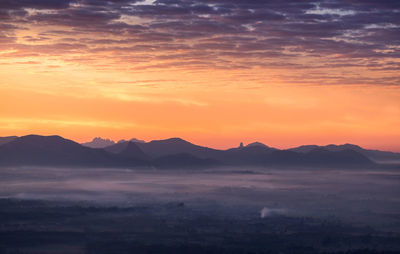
top-left (0, 0), bottom-right (399, 85)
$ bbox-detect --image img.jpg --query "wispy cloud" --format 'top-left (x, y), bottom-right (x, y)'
top-left (0, 117), bottom-right (136, 129)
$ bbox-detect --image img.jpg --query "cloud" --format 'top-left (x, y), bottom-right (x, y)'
top-left (0, 0), bottom-right (73, 10)
top-left (1, 0), bottom-right (399, 86)
top-left (0, 117), bottom-right (136, 129)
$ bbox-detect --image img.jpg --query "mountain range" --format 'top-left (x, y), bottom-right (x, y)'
top-left (0, 135), bottom-right (148, 167)
top-left (82, 137), bottom-right (145, 148)
top-left (0, 135), bottom-right (399, 169)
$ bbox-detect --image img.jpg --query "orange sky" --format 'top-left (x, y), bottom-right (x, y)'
top-left (1, 1), bottom-right (399, 151)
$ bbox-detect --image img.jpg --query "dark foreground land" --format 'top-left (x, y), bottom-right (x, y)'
top-left (0, 166), bottom-right (399, 254)
top-left (0, 198), bottom-right (400, 254)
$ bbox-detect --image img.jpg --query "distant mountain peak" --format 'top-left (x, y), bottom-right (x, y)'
top-left (105, 141), bottom-right (148, 160)
top-left (19, 134), bottom-right (71, 143)
top-left (118, 138), bottom-right (145, 144)
top-left (341, 143), bottom-right (362, 149)
top-left (135, 137), bottom-right (218, 159)
top-left (166, 137), bottom-right (187, 142)
top-left (325, 143), bottom-right (363, 151)
top-left (82, 137), bottom-right (115, 148)
top-left (93, 137), bottom-right (113, 142)
top-left (149, 137), bottom-right (190, 144)
top-left (246, 142), bottom-right (269, 148)
top-left (129, 138), bottom-right (145, 143)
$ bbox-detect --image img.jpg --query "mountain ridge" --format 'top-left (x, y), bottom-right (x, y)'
top-left (0, 135), bottom-right (148, 167)
top-left (0, 135), bottom-right (397, 168)
top-left (289, 143), bottom-right (400, 162)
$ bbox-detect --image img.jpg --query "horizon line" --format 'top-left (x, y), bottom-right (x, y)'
top-left (3, 133), bottom-right (400, 154)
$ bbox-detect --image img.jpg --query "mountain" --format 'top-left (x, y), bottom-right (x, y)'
top-left (134, 138), bottom-right (219, 159)
top-left (117, 138), bottom-right (145, 144)
top-left (0, 135), bottom-right (148, 167)
top-left (82, 137), bottom-right (115, 149)
top-left (122, 138), bottom-right (374, 168)
top-left (106, 138), bottom-right (220, 168)
top-left (214, 145), bottom-right (276, 165)
top-left (82, 137), bottom-right (146, 149)
top-left (0, 135), bottom-right (384, 169)
top-left (212, 146), bottom-right (373, 167)
top-left (0, 136), bottom-right (18, 146)
top-left (301, 148), bottom-right (373, 166)
top-left (290, 144), bottom-right (400, 162)
top-left (246, 142), bottom-right (272, 148)
top-left (105, 141), bottom-right (149, 161)
top-left (325, 144), bottom-right (400, 162)
top-left (289, 145), bottom-right (320, 153)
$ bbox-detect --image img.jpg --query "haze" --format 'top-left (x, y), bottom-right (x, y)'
top-left (1, 166), bottom-right (399, 233)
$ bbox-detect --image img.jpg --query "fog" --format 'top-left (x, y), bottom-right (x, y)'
top-left (1, 166), bottom-right (399, 232)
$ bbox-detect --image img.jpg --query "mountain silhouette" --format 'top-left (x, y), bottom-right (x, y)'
top-left (213, 145), bottom-right (276, 165)
top-left (134, 138), bottom-right (219, 159)
top-left (105, 141), bottom-right (149, 161)
top-left (81, 137), bottom-right (115, 148)
top-left (290, 143), bottom-right (400, 162)
top-left (131, 138), bottom-right (374, 168)
top-left (0, 135), bottom-right (391, 169)
top-left (213, 147), bottom-right (373, 167)
top-left (289, 145), bottom-right (320, 153)
top-left (0, 135), bottom-right (148, 167)
top-left (302, 148), bottom-right (373, 166)
top-left (0, 136), bottom-right (18, 146)
top-left (117, 138), bottom-right (145, 144)
top-left (246, 142), bottom-right (272, 148)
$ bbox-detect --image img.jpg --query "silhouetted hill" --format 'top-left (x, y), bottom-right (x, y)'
top-left (212, 146), bottom-right (373, 167)
top-left (0, 135), bottom-right (147, 167)
top-left (302, 148), bottom-right (373, 166)
top-left (133, 139), bottom-right (374, 168)
top-left (325, 143), bottom-right (363, 151)
top-left (290, 144), bottom-right (400, 162)
top-left (214, 145), bottom-right (276, 165)
top-left (326, 144), bottom-right (400, 162)
top-left (289, 145), bottom-right (320, 153)
top-left (81, 137), bottom-right (115, 148)
top-left (246, 142), bottom-right (272, 148)
top-left (153, 153), bottom-right (220, 169)
top-left (0, 136), bottom-right (18, 146)
top-left (135, 138), bottom-right (219, 159)
top-left (105, 141), bottom-right (149, 161)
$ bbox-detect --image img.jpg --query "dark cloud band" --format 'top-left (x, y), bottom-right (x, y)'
top-left (1, 0), bottom-right (399, 85)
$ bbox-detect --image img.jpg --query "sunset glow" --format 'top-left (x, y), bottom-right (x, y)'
top-left (1, 0), bottom-right (399, 151)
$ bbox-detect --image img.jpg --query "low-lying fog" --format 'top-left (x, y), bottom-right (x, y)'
top-left (0, 166), bottom-right (399, 232)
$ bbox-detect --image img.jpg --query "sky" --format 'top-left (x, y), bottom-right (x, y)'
top-left (0, 0), bottom-right (399, 151)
